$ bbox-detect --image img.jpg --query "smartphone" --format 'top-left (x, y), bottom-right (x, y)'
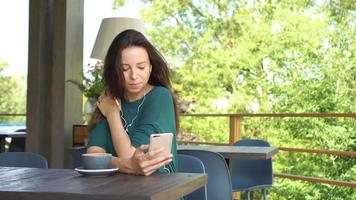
top-left (149, 133), bottom-right (173, 158)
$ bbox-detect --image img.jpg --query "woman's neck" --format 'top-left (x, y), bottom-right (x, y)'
top-left (125, 84), bottom-right (153, 102)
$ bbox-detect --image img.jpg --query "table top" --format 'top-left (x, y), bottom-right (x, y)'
top-left (0, 125), bottom-right (26, 136)
top-left (178, 145), bottom-right (279, 159)
top-left (0, 167), bottom-right (208, 200)
top-left (0, 129), bottom-right (26, 138)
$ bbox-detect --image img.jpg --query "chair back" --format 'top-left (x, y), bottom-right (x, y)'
top-left (178, 154), bottom-right (207, 200)
top-left (71, 146), bottom-right (88, 168)
top-left (231, 139), bottom-right (273, 191)
top-left (178, 149), bottom-right (232, 200)
top-left (0, 152), bottom-right (48, 168)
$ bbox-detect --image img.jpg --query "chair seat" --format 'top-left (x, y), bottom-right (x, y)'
top-left (231, 139), bottom-right (273, 200)
top-left (232, 173), bottom-right (272, 190)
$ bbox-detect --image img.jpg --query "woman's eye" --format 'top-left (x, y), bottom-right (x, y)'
top-left (121, 65), bottom-right (130, 71)
top-left (137, 65), bottom-right (146, 70)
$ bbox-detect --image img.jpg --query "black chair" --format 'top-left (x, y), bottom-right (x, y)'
top-left (8, 137), bottom-right (25, 152)
top-left (178, 149), bottom-right (233, 200)
top-left (178, 154), bottom-right (207, 200)
top-left (71, 146), bottom-right (87, 168)
top-left (231, 139), bottom-right (273, 200)
top-left (0, 152), bottom-right (48, 168)
top-left (7, 129), bottom-right (26, 152)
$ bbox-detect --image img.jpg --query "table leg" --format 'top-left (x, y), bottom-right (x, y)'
top-left (0, 137), bottom-right (6, 152)
top-left (228, 158), bottom-right (241, 200)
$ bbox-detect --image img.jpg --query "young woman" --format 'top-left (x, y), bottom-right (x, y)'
top-left (86, 29), bottom-right (179, 176)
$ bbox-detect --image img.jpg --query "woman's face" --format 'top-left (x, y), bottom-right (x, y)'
top-left (120, 46), bottom-right (152, 101)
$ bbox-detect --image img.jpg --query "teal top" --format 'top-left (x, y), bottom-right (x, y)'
top-left (87, 86), bottom-right (177, 173)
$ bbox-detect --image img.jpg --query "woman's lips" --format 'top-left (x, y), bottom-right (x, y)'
top-left (128, 83), bottom-right (141, 88)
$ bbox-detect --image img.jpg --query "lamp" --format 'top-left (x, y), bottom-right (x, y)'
top-left (90, 17), bottom-right (145, 60)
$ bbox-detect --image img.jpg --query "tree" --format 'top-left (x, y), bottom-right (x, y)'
top-left (0, 61), bottom-right (26, 122)
top-left (114, 0), bottom-right (355, 199)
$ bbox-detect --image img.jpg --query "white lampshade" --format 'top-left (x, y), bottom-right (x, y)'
top-left (90, 17), bottom-right (145, 60)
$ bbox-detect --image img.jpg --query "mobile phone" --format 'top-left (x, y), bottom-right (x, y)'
top-left (149, 133), bottom-right (173, 158)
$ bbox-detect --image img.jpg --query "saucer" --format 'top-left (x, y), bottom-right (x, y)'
top-left (75, 167), bottom-right (119, 176)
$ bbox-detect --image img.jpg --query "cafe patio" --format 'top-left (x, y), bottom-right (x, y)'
top-left (0, 1), bottom-right (355, 200)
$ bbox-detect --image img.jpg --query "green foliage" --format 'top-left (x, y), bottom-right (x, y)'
top-left (112, 0), bottom-right (126, 9)
top-left (0, 61), bottom-right (26, 122)
top-left (179, 116), bottom-right (229, 143)
top-left (67, 61), bottom-right (105, 99)
top-left (114, 0), bottom-right (355, 198)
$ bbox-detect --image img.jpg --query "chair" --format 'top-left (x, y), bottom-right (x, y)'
top-left (178, 149), bottom-right (233, 200)
top-left (0, 152), bottom-right (48, 168)
top-left (8, 137), bottom-right (26, 152)
top-left (231, 139), bottom-right (273, 200)
top-left (71, 146), bottom-right (87, 168)
top-left (178, 154), bottom-right (207, 200)
top-left (9, 128), bottom-right (26, 152)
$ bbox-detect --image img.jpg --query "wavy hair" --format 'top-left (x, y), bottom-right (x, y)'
top-left (88, 29), bottom-right (179, 132)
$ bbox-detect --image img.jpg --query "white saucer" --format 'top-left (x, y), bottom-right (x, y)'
top-left (75, 167), bottom-right (119, 176)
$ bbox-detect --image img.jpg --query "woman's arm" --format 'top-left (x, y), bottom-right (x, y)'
top-left (129, 87), bottom-right (178, 173)
top-left (96, 94), bottom-right (136, 158)
top-left (87, 145), bottom-right (173, 176)
top-left (94, 88), bottom-right (176, 174)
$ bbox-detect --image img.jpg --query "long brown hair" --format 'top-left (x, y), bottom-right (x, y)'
top-left (88, 29), bottom-right (179, 132)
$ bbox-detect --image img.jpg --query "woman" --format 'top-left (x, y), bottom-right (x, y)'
top-left (87, 29), bottom-right (179, 176)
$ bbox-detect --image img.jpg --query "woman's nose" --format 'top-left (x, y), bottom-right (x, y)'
top-left (130, 69), bottom-right (138, 79)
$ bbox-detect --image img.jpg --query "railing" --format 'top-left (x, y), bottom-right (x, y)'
top-left (178, 113), bottom-right (356, 188)
top-left (0, 114), bottom-right (26, 117)
top-left (2, 112), bottom-right (355, 189)
top-left (0, 114), bottom-right (26, 123)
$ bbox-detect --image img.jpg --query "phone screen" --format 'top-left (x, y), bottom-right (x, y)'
top-left (149, 133), bottom-right (173, 158)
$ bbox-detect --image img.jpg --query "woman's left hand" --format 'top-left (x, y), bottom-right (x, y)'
top-left (133, 145), bottom-right (173, 176)
top-left (115, 145), bottom-right (172, 176)
top-left (96, 92), bottom-right (121, 118)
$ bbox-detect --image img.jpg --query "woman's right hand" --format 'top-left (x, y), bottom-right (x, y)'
top-left (96, 92), bottom-right (121, 119)
top-left (114, 145), bottom-right (173, 176)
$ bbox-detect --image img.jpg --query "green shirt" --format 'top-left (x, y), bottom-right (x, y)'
top-left (87, 86), bottom-right (177, 173)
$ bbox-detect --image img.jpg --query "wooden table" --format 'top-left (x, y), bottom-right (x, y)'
top-left (0, 167), bottom-right (208, 200)
top-left (178, 145), bottom-right (278, 159)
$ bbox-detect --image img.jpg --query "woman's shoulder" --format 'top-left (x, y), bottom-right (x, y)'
top-left (149, 86), bottom-right (172, 98)
top-left (151, 86), bottom-right (171, 94)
